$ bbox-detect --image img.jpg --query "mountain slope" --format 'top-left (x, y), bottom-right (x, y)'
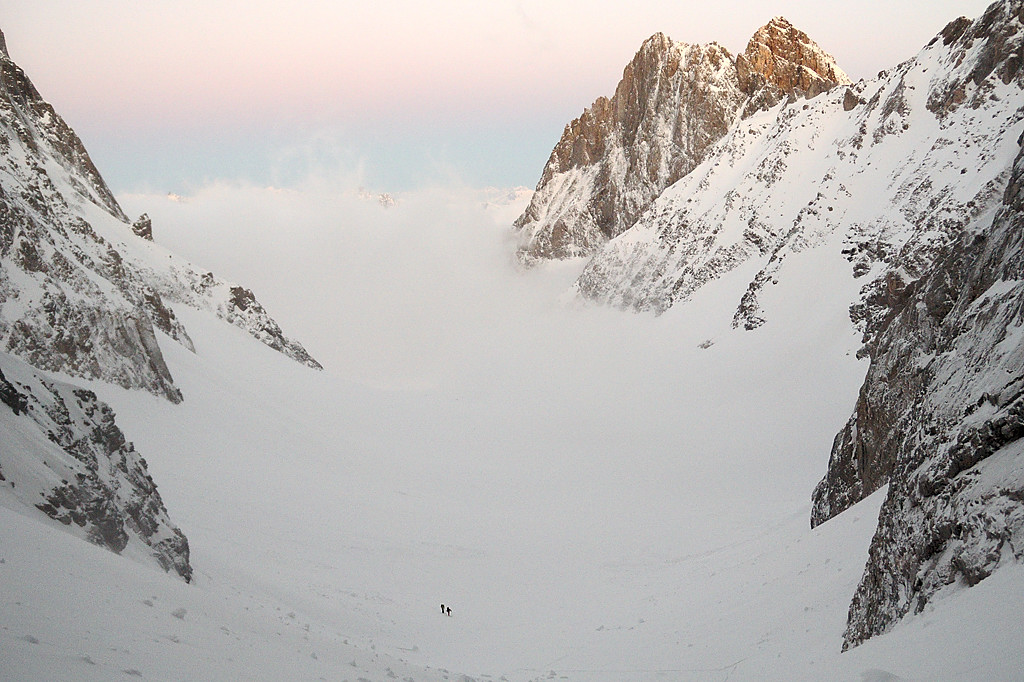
top-left (0, 27), bottom-right (319, 578)
top-left (576, 6), bottom-right (1022, 321)
top-left (0, 351), bottom-right (191, 580)
top-left (513, 18), bottom-right (849, 264)
top-left (808, 1), bottom-right (1024, 648)
top-left (824, 132), bottom-right (1024, 649)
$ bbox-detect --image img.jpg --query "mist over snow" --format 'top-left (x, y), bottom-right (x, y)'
top-left (99, 178), bottom-right (889, 674)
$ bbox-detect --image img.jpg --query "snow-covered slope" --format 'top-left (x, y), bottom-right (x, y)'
top-left (513, 18), bottom-right (849, 264)
top-left (5, 185), bottom-right (1024, 679)
top-left (0, 26), bottom-right (321, 404)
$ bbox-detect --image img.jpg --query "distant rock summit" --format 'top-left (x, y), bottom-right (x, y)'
top-left (0, 27), bottom-right (322, 579)
top-left (513, 18), bottom-right (849, 263)
top-left (517, 0), bottom-right (1024, 651)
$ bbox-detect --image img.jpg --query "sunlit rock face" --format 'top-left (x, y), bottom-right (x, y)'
top-left (514, 19), bottom-right (848, 264)
top-left (736, 17), bottom-right (850, 115)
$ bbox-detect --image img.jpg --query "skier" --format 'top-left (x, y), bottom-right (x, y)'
top-left (440, 603), bottom-right (445, 615)
top-left (446, 606), bottom-right (452, 617)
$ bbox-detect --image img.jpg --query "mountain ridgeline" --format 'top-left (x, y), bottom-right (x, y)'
top-left (518, 1), bottom-right (1024, 649)
top-left (0, 28), bottom-right (322, 579)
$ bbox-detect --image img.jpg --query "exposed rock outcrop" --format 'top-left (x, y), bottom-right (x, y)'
top-left (818, 130), bottom-right (1024, 650)
top-left (0, 351), bottom-right (191, 580)
top-left (737, 17), bottom-right (849, 115)
top-left (132, 213), bottom-right (153, 240)
top-left (514, 19), bottom-right (849, 264)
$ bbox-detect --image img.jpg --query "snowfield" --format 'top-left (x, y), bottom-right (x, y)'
top-left (3, 184), bottom-right (1022, 680)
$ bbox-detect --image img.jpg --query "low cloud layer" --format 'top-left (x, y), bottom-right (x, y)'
top-left (119, 178), bottom-right (866, 533)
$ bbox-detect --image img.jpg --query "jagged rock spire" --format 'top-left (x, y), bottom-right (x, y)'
top-left (737, 17), bottom-right (851, 114)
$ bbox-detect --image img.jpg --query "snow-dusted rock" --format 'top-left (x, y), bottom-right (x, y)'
top-left (0, 351), bottom-right (191, 580)
top-left (0, 25), bottom-right (323, 578)
top-left (826, 130), bottom-right (1024, 651)
top-left (132, 213), bottom-right (153, 241)
top-left (514, 19), bottom-right (848, 264)
top-left (0, 28), bottom-right (321, 404)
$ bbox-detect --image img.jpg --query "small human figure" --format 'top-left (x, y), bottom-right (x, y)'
top-left (446, 606), bottom-right (452, 617)
top-left (440, 603), bottom-right (445, 614)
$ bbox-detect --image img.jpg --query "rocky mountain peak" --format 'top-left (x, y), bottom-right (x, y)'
top-left (0, 28), bottom-right (8, 59)
top-left (637, 32), bottom-right (675, 56)
top-left (737, 16), bottom-right (850, 108)
top-left (513, 32), bottom-right (745, 262)
top-left (514, 18), bottom-right (847, 264)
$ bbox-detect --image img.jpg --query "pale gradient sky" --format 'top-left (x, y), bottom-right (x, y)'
top-left (2, 0), bottom-right (998, 193)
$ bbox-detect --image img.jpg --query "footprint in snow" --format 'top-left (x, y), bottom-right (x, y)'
top-left (171, 608), bottom-right (186, 620)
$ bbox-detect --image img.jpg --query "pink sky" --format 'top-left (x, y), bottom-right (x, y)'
top-left (3, 0), bottom-right (998, 191)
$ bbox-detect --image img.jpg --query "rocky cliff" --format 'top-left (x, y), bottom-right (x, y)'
top-left (808, 1), bottom-right (1024, 648)
top-left (0, 351), bottom-right (191, 580)
top-left (514, 19), bottom-right (849, 263)
top-left (0, 26), bottom-right (321, 578)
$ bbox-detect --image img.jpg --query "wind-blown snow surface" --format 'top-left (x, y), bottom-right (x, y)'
top-left (3, 184), bottom-right (1023, 680)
